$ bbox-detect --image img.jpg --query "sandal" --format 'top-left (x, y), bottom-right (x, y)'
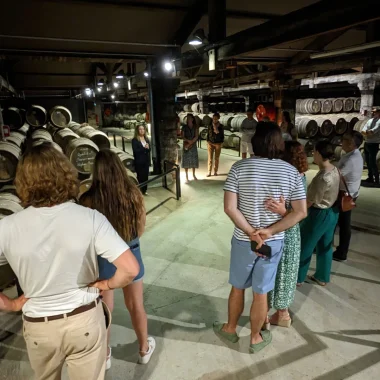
top-left (308, 275), bottom-right (327, 286)
top-left (269, 312), bottom-right (292, 328)
top-left (213, 322), bottom-right (239, 343)
top-left (249, 330), bottom-right (272, 354)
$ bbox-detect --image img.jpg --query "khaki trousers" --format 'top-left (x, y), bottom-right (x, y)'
top-left (207, 142), bottom-right (222, 174)
top-left (23, 301), bottom-right (107, 380)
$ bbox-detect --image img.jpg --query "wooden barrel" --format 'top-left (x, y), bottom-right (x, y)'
top-left (200, 114), bottom-right (212, 126)
top-left (32, 140), bottom-right (63, 153)
top-left (343, 98), bottom-right (354, 112)
top-left (0, 142), bottom-right (21, 183)
top-left (53, 129), bottom-right (80, 151)
top-left (329, 115), bottom-right (348, 135)
top-left (49, 106), bottom-right (72, 128)
top-left (183, 104), bottom-right (191, 112)
top-left (334, 146), bottom-right (345, 161)
top-left (0, 185), bottom-right (17, 195)
top-left (321, 99), bottom-right (333, 114)
top-left (332, 98), bottom-right (344, 113)
top-left (79, 129), bottom-right (110, 150)
top-left (353, 118), bottom-right (369, 133)
top-left (178, 113), bottom-right (188, 125)
top-left (65, 138), bottom-right (99, 175)
top-left (191, 102), bottom-right (200, 113)
top-left (3, 107), bottom-right (25, 130)
top-left (118, 152), bottom-right (135, 172)
top-left (194, 115), bottom-right (202, 127)
top-left (299, 138), bottom-right (316, 157)
top-left (296, 99), bottom-right (321, 114)
top-left (134, 113), bottom-right (144, 122)
top-left (354, 98), bottom-right (361, 112)
top-left (227, 133), bottom-right (242, 149)
top-left (68, 121), bottom-right (82, 133)
top-left (0, 193), bottom-right (23, 218)
top-left (7, 132), bottom-right (25, 147)
top-left (223, 130), bottom-right (232, 148)
top-left (295, 117), bottom-right (318, 138)
top-left (18, 123), bottom-right (30, 135)
top-left (77, 126), bottom-right (95, 136)
top-left (330, 135), bottom-right (343, 146)
top-left (26, 105), bottom-right (47, 127)
top-left (32, 129), bottom-right (53, 142)
top-left (220, 115), bottom-right (234, 129)
top-left (314, 116), bottom-right (333, 136)
top-left (199, 127), bottom-right (208, 140)
top-left (230, 115), bottom-right (247, 132)
top-left (344, 113), bottom-right (360, 132)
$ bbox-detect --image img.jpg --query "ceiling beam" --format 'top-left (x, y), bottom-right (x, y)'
top-left (172, 0), bottom-right (207, 45)
top-left (209, 0), bottom-right (226, 43)
top-left (290, 30), bottom-right (348, 65)
top-left (217, 0), bottom-right (380, 60)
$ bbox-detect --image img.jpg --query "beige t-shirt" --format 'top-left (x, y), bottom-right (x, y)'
top-left (307, 167), bottom-right (340, 209)
top-left (0, 202), bottom-right (129, 317)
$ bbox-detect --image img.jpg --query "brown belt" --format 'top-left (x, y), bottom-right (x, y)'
top-left (23, 297), bottom-right (101, 323)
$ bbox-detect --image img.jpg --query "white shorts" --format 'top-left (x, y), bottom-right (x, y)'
top-left (241, 141), bottom-right (254, 155)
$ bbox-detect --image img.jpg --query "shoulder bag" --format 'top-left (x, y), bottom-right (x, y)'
top-left (338, 170), bottom-right (356, 212)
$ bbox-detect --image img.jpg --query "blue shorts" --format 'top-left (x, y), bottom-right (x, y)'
top-left (229, 237), bottom-right (284, 294)
top-left (98, 237), bottom-right (145, 282)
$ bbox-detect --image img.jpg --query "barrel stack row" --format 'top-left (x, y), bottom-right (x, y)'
top-left (113, 112), bottom-right (147, 130)
top-left (296, 98), bottom-right (361, 115)
top-left (183, 102), bottom-right (246, 115)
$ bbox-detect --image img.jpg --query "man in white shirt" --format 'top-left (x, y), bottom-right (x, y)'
top-left (215, 122), bottom-right (307, 354)
top-left (240, 108), bottom-right (257, 159)
top-left (0, 143), bottom-right (140, 380)
top-left (362, 108), bottom-right (380, 187)
top-left (334, 131), bottom-right (364, 262)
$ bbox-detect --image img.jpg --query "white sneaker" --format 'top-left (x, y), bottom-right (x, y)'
top-left (138, 337), bottom-right (156, 365)
top-left (106, 346), bottom-right (111, 370)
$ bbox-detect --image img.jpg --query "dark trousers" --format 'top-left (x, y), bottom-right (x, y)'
top-left (135, 162), bottom-right (150, 194)
top-left (364, 142), bottom-right (379, 182)
top-left (335, 209), bottom-right (353, 260)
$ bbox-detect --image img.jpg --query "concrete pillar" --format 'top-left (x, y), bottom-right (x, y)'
top-left (149, 75), bottom-right (180, 174)
top-left (357, 78), bottom-right (376, 115)
top-left (244, 96), bottom-right (250, 111)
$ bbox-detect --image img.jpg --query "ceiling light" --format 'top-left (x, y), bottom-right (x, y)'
top-left (144, 71), bottom-right (149, 77)
top-left (111, 94), bottom-right (115, 99)
top-left (97, 78), bottom-right (105, 86)
top-left (85, 88), bottom-right (92, 96)
top-left (189, 38), bottom-right (202, 46)
top-left (116, 70), bottom-right (124, 79)
top-left (128, 79), bottom-right (131, 90)
top-left (164, 62), bottom-right (173, 72)
top-left (189, 28), bottom-right (207, 46)
top-left (97, 87), bottom-right (102, 92)
top-left (113, 82), bottom-right (119, 88)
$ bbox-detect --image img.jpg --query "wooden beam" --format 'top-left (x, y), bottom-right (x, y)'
top-left (217, 0), bottom-right (380, 60)
top-left (209, 0), bottom-right (226, 43)
top-left (290, 30), bottom-right (348, 65)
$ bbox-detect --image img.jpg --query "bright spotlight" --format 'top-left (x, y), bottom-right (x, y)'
top-left (116, 70), bottom-right (124, 79)
top-left (164, 62), bottom-right (173, 72)
top-left (97, 78), bottom-right (105, 86)
top-left (189, 39), bottom-right (202, 46)
top-left (113, 82), bottom-right (119, 88)
top-left (144, 71), bottom-right (149, 77)
top-left (97, 87), bottom-right (102, 92)
top-left (111, 94), bottom-right (115, 99)
top-left (85, 88), bottom-right (92, 96)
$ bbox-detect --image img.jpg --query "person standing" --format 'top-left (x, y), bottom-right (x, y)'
top-left (207, 113), bottom-right (224, 177)
top-left (181, 113), bottom-right (199, 182)
top-left (361, 108), bottom-right (380, 187)
top-left (298, 140), bottom-right (340, 286)
top-left (280, 111), bottom-right (297, 141)
top-left (265, 141), bottom-right (308, 327)
top-left (214, 122), bottom-right (306, 353)
top-left (0, 143), bottom-right (139, 380)
top-left (80, 150), bottom-right (156, 369)
top-left (240, 108), bottom-right (257, 159)
top-left (132, 125), bottom-right (151, 194)
top-left (333, 131), bottom-right (364, 262)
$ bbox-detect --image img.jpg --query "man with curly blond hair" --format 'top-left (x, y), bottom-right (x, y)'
top-left (0, 142), bottom-right (140, 380)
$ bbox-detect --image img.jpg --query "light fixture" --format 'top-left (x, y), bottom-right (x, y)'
top-left (113, 82), bottom-right (119, 88)
top-left (189, 28), bottom-right (207, 46)
top-left (128, 79), bottom-right (131, 90)
top-left (144, 71), bottom-right (149, 77)
top-left (111, 94), bottom-right (115, 99)
top-left (85, 88), bottom-right (92, 96)
top-left (116, 70), bottom-right (124, 79)
top-left (97, 78), bottom-right (105, 86)
top-left (97, 87), bottom-right (102, 92)
top-left (164, 61), bottom-right (173, 72)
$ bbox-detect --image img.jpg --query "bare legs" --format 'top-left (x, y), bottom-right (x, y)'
top-left (192, 168), bottom-right (197, 180)
top-left (222, 287), bottom-right (245, 334)
top-left (184, 168), bottom-right (197, 182)
top-left (250, 293), bottom-right (267, 344)
top-left (123, 281), bottom-right (149, 354)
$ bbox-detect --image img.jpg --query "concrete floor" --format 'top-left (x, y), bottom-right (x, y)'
top-left (1, 140), bottom-right (380, 380)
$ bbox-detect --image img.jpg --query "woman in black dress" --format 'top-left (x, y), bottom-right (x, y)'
top-left (132, 125), bottom-right (151, 194)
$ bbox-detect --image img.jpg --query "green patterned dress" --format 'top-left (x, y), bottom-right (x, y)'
top-left (268, 175), bottom-right (306, 310)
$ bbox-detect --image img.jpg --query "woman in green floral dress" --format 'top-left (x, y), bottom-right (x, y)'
top-left (265, 141), bottom-right (308, 327)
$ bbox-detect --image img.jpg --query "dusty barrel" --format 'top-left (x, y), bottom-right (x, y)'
top-left (0, 193), bottom-right (23, 219)
top-left (18, 123), bottom-right (30, 136)
top-left (334, 146), bottom-right (345, 161)
top-left (32, 140), bottom-right (63, 153)
top-left (178, 113), bottom-right (188, 125)
top-left (329, 114), bottom-right (348, 135)
top-left (194, 115), bottom-right (202, 127)
top-left (223, 130), bottom-right (232, 148)
top-left (344, 113), bottom-right (360, 132)
top-left (330, 135), bottom-right (343, 146)
top-left (296, 99), bottom-right (321, 114)
top-left (7, 132), bottom-right (26, 147)
top-left (343, 98), bottom-right (354, 112)
top-left (354, 98), bottom-right (361, 112)
top-left (49, 106), bottom-right (72, 128)
top-left (53, 129), bottom-right (80, 151)
top-left (230, 115), bottom-right (247, 132)
top-left (65, 138), bottom-right (99, 175)
top-left (353, 118), bottom-right (369, 133)
top-left (183, 104), bottom-right (191, 112)
top-left (332, 98), bottom-right (344, 113)
top-left (79, 129), bottom-right (110, 150)
top-left (68, 121), bottom-right (82, 133)
top-left (111, 147), bottom-right (136, 172)
top-left (227, 133), bottom-right (242, 149)
top-left (191, 102), bottom-right (200, 113)
top-left (26, 105), bottom-right (47, 127)
top-left (199, 127), bottom-right (208, 140)
top-left (220, 115), bottom-right (234, 130)
top-left (32, 129), bottom-right (53, 142)
top-left (295, 117), bottom-right (318, 138)
top-left (0, 142), bottom-right (21, 183)
top-left (134, 113), bottom-right (144, 122)
top-left (0, 185), bottom-right (17, 195)
top-left (321, 99), bottom-right (333, 114)
top-left (200, 114), bottom-right (212, 126)
top-left (299, 138), bottom-right (316, 157)
top-left (314, 116), bottom-right (333, 136)
top-left (3, 107), bottom-right (25, 130)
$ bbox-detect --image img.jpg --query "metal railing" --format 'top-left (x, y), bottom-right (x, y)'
top-left (104, 130), bottom-right (131, 154)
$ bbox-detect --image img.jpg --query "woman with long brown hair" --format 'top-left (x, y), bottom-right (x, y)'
top-left (132, 124), bottom-right (151, 194)
top-left (80, 149), bottom-right (155, 369)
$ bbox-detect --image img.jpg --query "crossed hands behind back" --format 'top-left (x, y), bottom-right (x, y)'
top-left (249, 196), bottom-right (287, 257)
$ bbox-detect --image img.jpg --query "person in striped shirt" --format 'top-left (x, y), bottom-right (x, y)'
top-left (214, 122), bottom-right (307, 353)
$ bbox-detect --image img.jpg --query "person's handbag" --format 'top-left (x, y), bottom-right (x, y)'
top-left (338, 170), bottom-right (356, 212)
